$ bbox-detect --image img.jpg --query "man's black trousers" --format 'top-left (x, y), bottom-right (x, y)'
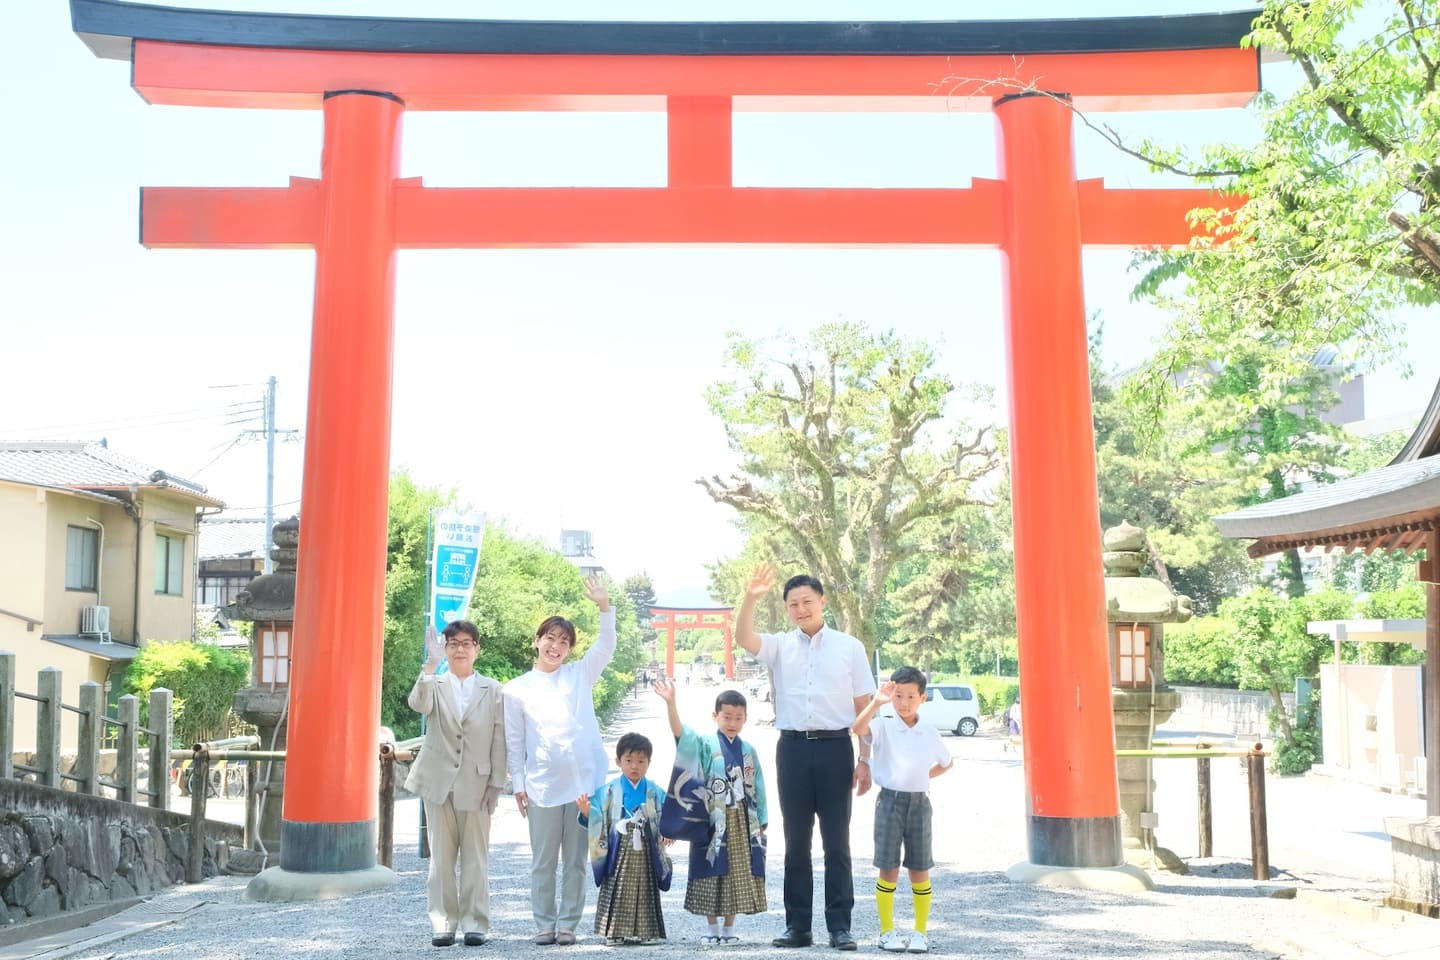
top-left (775, 734), bottom-right (854, 934)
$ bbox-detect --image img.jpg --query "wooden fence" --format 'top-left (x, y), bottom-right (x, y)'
top-left (0, 650), bottom-right (172, 809)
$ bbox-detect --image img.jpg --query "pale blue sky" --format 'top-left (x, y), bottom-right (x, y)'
top-left (3, 0), bottom-right (1435, 597)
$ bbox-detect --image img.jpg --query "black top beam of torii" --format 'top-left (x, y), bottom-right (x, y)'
top-left (73, 0), bottom-right (1259, 61)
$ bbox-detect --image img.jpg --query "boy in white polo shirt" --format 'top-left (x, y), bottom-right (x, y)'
top-left (851, 667), bottom-right (953, 954)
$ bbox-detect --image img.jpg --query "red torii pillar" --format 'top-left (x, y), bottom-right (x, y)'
top-left (997, 92), bottom-right (1118, 873)
top-left (71, 0), bottom-right (1255, 892)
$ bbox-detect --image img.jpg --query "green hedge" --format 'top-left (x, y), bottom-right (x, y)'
top-left (125, 640), bottom-right (250, 747)
top-left (1160, 617), bottom-right (1241, 687)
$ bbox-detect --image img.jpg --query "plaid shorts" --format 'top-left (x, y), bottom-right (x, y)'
top-left (873, 788), bottom-right (933, 871)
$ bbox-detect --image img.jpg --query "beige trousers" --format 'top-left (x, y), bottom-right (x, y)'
top-left (424, 796), bottom-right (493, 936)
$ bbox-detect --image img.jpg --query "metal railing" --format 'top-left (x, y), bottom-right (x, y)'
top-left (169, 737), bottom-right (418, 880)
top-left (1, 652), bottom-right (171, 809)
top-left (1116, 740), bottom-right (1271, 880)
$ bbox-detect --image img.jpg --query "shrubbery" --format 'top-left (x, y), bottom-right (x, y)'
top-left (125, 640), bottom-right (250, 747)
top-left (961, 675), bottom-right (1018, 717)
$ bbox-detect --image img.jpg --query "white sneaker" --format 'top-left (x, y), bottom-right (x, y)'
top-left (879, 931), bottom-right (909, 953)
top-left (905, 933), bottom-right (929, 953)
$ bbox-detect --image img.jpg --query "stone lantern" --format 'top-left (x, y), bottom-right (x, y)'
top-left (226, 516), bottom-right (298, 862)
top-left (1103, 521), bottom-right (1192, 871)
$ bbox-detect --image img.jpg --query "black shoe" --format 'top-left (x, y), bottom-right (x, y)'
top-left (829, 932), bottom-right (858, 951)
top-left (433, 934), bottom-right (456, 947)
top-left (463, 934), bottom-right (486, 947)
top-left (773, 929), bottom-right (814, 948)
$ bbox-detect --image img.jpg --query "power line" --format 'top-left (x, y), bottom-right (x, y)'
top-left (2, 401), bottom-right (264, 436)
top-left (190, 434), bottom-right (246, 477)
top-left (222, 497), bottom-right (301, 512)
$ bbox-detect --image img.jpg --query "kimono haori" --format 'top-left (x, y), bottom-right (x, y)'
top-left (581, 775), bottom-right (673, 943)
top-left (659, 725), bottom-right (768, 919)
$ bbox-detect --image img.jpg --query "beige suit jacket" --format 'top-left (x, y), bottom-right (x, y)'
top-left (404, 671), bottom-right (507, 812)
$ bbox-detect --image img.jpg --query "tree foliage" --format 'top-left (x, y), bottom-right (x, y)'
top-left (125, 640), bottom-right (250, 747)
top-left (381, 472), bottom-right (452, 739)
top-left (707, 523), bottom-right (799, 636)
top-left (1091, 326), bottom-right (1255, 613)
top-left (1126, 0), bottom-right (1440, 420)
top-left (381, 474), bottom-right (643, 738)
top-left (700, 322), bottom-right (1002, 654)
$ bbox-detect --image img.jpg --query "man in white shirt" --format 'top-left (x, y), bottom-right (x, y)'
top-left (406, 619), bottom-right (507, 948)
top-left (503, 577), bottom-right (615, 946)
top-left (736, 564), bottom-right (876, 952)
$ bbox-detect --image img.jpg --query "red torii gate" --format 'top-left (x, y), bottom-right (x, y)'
top-left (649, 606), bottom-right (735, 680)
top-left (70, 0), bottom-right (1257, 895)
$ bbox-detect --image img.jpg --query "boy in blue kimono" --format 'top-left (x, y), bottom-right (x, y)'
top-left (577, 733), bottom-right (673, 945)
top-left (654, 677), bottom-right (768, 944)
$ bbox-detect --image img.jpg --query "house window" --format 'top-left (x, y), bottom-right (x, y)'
top-left (1114, 625), bottom-right (1151, 687)
top-left (66, 525), bottom-right (99, 591)
top-left (258, 627), bottom-right (290, 688)
top-left (155, 533), bottom-right (185, 596)
top-left (200, 574), bottom-right (253, 606)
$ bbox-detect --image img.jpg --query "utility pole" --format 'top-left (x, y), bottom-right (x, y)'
top-left (263, 376), bottom-right (277, 573)
top-left (242, 376), bottom-right (298, 573)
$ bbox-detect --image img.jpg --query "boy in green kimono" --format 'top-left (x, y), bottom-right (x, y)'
top-left (654, 678), bottom-right (768, 944)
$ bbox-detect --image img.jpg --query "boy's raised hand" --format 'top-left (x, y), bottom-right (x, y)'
top-left (576, 794), bottom-right (590, 817)
top-left (746, 563), bottom-right (777, 599)
top-left (652, 677), bottom-right (677, 702)
top-left (874, 680), bottom-right (896, 704)
top-left (583, 576), bottom-right (612, 612)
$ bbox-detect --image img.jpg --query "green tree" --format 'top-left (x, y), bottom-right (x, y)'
top-left (1091, 325), bottom-right (1254, 613)
top-left (125, 640), bottom-right (250, 747)
top-left (1220, 587), bottom-right (1354, 738)
top-left (380, 472), bottom-right (453, 739)
top-left (707, 523), bottom-right (795, 635)
top-left (700, 322), bottom-right (1003, 654)
top-left (1161, 615), bottom-right (1242, 687)
top-left (1124, 0), bottom-right (1439, 429)
top-left (1192, 349), bottom-right (1346, 598)
top-left (621, 572), bottom-right (659, 666)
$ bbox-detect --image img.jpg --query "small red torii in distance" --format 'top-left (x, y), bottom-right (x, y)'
top-left (649, 606), bottom-right (735, 681)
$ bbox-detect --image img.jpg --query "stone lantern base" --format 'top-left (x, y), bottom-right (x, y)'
top-left (1113, 687), bottom-right (1185, 873)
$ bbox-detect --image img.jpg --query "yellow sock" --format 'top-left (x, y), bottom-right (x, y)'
top-left (912, 883), bottom-right (932, 933)
top-left (875, 880), bottom-right (897, 932)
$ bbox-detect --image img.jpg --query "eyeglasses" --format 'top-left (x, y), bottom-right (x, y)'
top-left (444, 639), bottom-right (477, 649)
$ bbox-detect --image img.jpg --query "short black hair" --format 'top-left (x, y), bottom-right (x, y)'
top-left (616, 732), bottom-right (652, 762)
top-left (715, 690), bottom-right (748, 712)
top-left (534, 615), bottom-right (576, 648)
top-left (442, 620), bottom-right (479, 644)
top-left (783, 574), bottom-right (825, 599)
top-left (890, 665), bottom-right (927, 693)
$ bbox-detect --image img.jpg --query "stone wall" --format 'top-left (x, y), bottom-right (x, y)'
top-left (1385, 816), bottom-right (1440, 917)
top-left (0, 779), bottom-right (242, 927)
top-left (1167, 685), bottom-right (1295, 739)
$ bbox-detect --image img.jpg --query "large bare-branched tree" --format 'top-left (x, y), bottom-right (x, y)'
top-left (699, 322), bottom-right (1001, 654)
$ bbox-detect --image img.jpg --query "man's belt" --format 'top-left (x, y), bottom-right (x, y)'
top-left (779, 729), bottom-right (851, 740)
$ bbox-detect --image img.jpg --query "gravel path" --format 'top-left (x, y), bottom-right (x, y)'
top-left (60, 685), bottom-right (1425, 960)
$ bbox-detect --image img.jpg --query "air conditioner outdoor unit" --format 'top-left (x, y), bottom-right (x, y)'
top-left (79, 605), bottom-right (112, 642)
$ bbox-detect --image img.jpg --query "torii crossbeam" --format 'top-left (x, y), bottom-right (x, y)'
top-left (71, 0), bottom-right (1257, 897)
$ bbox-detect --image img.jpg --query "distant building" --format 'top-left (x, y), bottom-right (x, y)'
top-left (559, 528), bottom-right (606, 578)
top-left (197, 516), bottom-right (267, 607)
top-left (196, 516), bottom-right (268, 646)
top-left (0, 440), bottom-right (222, 750)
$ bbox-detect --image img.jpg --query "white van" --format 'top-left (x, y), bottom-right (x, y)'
top-left (879, 682), bottom-right (980, 737)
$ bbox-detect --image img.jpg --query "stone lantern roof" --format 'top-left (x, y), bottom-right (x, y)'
top-left (225, 515), bottom-right (298, 623)
top-left (1102, 521), bottom-right (1193, 624)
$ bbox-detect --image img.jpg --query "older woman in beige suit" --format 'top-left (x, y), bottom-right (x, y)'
top-left (406, 619), bottom-right (507, 948)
